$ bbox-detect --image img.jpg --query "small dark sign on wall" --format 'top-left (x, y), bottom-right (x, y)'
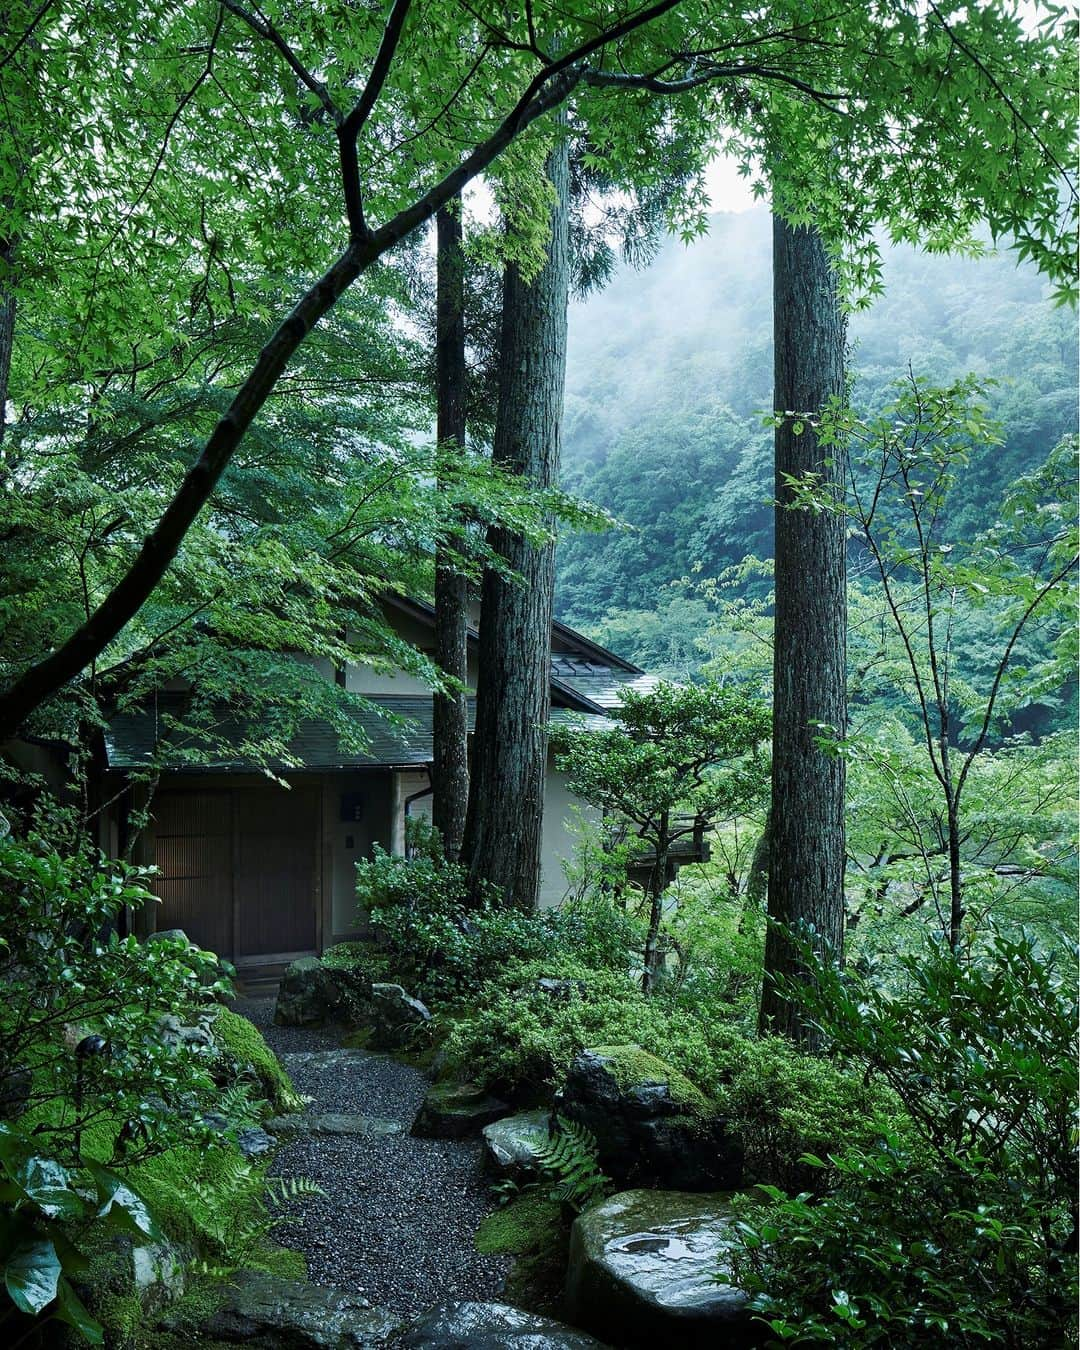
top-left (340, 792), bottom-right (364, 823)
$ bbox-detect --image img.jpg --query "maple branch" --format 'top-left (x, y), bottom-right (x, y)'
top-left (222, 0), bottom-right (341, 124)
top-left (0, 0), bottom-right (688, 739)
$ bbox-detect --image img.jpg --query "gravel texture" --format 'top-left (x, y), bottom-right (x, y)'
top-left (237, 996), bottom-right (511, 1315)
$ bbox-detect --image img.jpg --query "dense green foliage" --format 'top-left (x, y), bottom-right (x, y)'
top-left (360, 839), bottom-right (895, 1185)
top-left (0, 839), bottom-right (227, 1167)
top-left (0, 4), bottom-right (1076, 1343)
top-left (0, 837), bottom-right (305, 1342)
top-left (0, 1120), bottom-right (161, 1345)
top-left (551, 680), bottom-right (769, 988)
top-left (735, 929), bottom-right (1078, 1348)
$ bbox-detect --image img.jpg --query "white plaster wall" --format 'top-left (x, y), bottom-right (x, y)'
top-left (540, 757), bottom-right (598, 909)
top-left (346, 667), bottom-right (433, 696)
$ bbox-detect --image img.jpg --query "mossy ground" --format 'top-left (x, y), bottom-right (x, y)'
top-left (590, 1042), bottom-right (712, 1115)
top-left (474, 1192), bottom-right (570, 1319)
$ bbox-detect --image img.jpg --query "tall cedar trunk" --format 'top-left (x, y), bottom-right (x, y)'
top-left (461, 135), bottom-right (569, 910)
top-left (641, 809), bottom-right (671, 994)
top-left (0, 233), bottom-right (15, 449)
top-left (759, 214), bottom-right (847, 1042)
top-left (432, 203), bottom-right (470, 860)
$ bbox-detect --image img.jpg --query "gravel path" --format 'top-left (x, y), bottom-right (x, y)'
top-left (238, 997), bottom-right (511, 1315)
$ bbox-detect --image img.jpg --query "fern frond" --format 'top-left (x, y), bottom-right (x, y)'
top-left (533, 1115), bottom-right (610, 1213)
top-left (266, 1175), bottom-right (324, 1207)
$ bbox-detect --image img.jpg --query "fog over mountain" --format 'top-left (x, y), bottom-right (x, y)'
top-left (556, 206), bottom-right (1078, 640)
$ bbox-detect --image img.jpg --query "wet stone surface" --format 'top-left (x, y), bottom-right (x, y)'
top-left (564, 1188), bottom-right (763, 1350)
top-left (481, 1109), bottom-right (554, 1181)
top-left (410, 1081), bottom-right (510, 1140)
top-left (397, 1299), bottom-right (612, 1348)
top-left (265, 1112), bottom-right (403, 1138)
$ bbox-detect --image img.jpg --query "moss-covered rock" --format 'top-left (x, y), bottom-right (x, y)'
top-left (274, 956), bottom-right (373, 1029)
top-left (555, 1046), bottom-right (743, 1192)
top-left (214, 1007), bottom-right (301, 1114)
top-left (411, 1081), bottom-right (509, 1139)
top-left (586, 1045), bottom-right (711, 1116)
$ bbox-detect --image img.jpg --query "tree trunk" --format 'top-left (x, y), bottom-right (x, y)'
top-left (432, 203), bottom-right (470, 860)
top-left (0, 232), bottom-right (15, 450)
top-left (642, 809), bottom-right (670, 994)
top-left (461, 134), bottom-right (570, 910)
top-left (759, 214), bottom-right (847, 1043)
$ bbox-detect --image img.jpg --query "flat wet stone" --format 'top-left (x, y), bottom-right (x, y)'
top-left (279, 1049), bottom-right (372, 1070)
top-left (397, 1300), bottom-right (611, 1348)
top-left (481, 1109), bottom-right (553, 1180)
top-left (564, 1189), bottom-right (763, 1349)
top-left (170, 1270), bottom-right (401, 1347)
top-left (266, 1112), bottom-right (402, 1138)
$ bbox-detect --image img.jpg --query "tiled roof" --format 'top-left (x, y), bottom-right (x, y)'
top-left (106, 695), bottom-right (452, 773)
top-left (549, 661), bottom-right (663, 710)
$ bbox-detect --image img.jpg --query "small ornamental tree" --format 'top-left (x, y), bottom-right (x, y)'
top-left (790, 379), bottom-right (1079, 951)
top-left (551, 681), bottom-right (769, 992)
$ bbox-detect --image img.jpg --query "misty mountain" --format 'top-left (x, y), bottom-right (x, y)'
top-left (556, 206), bottom-right (1078, 640)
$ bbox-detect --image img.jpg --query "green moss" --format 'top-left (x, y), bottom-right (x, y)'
top-left (252, 1244), bottom-right (308, 1280)
top-left (96, 1289), bottom-right (145, 1346)
top-left (321, 941), bottom-right (374, 970)
top-left (476, 1194), bottom-right (573, 1320)
top-left (590, 1043), bottom-right (712, 1115)
top-left (213, 1008), bottom-right (301, 1113)
top-left (474, 1193), bottom-right (562, 1256)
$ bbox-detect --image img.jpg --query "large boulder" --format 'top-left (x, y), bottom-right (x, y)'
top-left (411, 1081), bottom-right (509, 1139)
top-left (274, 957), bottom-right (373, 1028)
top-left (183, 1270), bottom-right (401, 1347)
top-left (481, 1109), bottom-right (554, 1182)
top-left (564, 1189), bottom-right (762, 1349)
top-left (555, 1046), bottom-right (742, 1191)
top-left (396, 1300), bottom-right (610, 1348)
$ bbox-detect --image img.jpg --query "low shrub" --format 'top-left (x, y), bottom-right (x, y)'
top-left (734, 927), bottom-right (1078, 1347)
top-left (716, 1036), bottom-right (898, 1191)
top-left (445, 960), bottom-right (734, 1100)
top-left (358, 838), bottom-right (637, 1006)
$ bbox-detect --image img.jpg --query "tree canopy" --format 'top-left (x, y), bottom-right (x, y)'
top-left (1, 1), bottom-right (1076, 734)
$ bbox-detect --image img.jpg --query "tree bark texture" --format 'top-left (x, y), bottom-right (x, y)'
top-left (759, 213), bottom-right (847, 1042)
top-left (432, 203), bottom-right (470, 860)
top-left (0, 232), bottom-right (15, 450)
top-left (462, 135), bottom-right (570, 911)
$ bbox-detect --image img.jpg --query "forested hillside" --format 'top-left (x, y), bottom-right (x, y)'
top-left (557, 207), bottom-right (1078, 664)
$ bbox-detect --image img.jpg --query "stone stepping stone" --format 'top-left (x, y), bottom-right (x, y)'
top-left (411, 1081), bottom-right (509, 1140)
top-left (564, 1189), bottom-right (762, 1349)
top-left (279, 1049), bottom-right (372, 1069)
top-left (265, 1111), bottom-right (402, 1138)
top-left (481, 1109), bottom-right (554, 1180)
top-left (168, 1269), bottom-right (401, 1347)
top-left (397, 1299), bottom-right (611, 1347)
